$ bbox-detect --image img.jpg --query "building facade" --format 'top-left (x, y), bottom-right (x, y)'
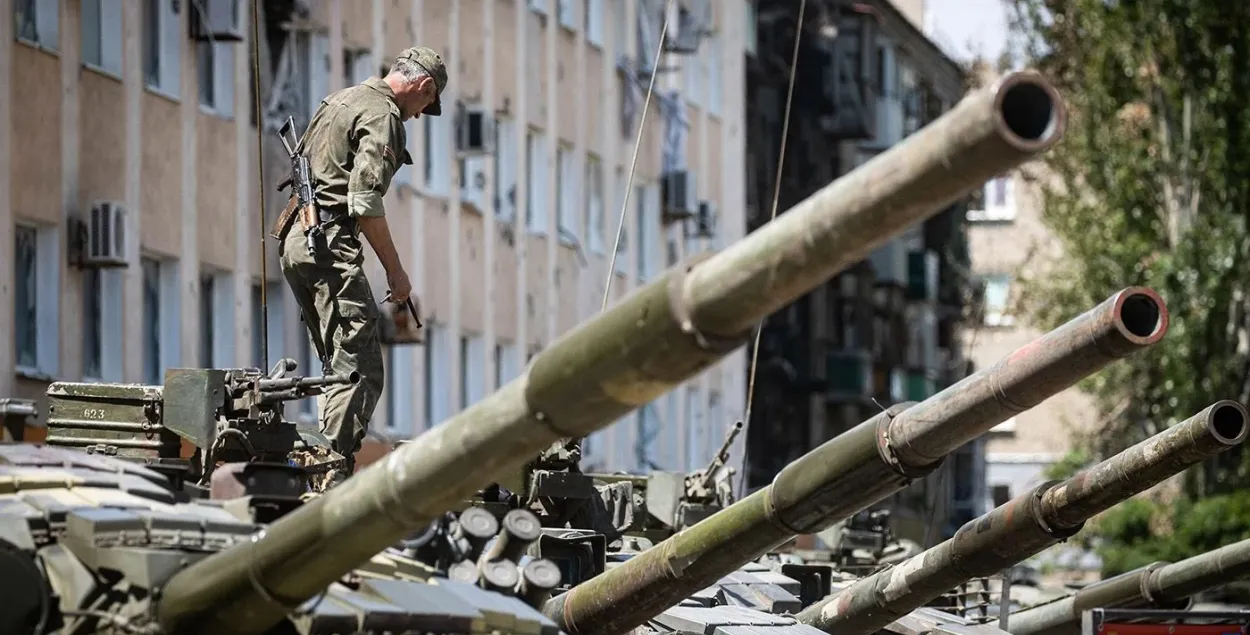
top-left (741, 0), bottom-right (986, 545)
top-left (2, 0), bottom-right (749, 476)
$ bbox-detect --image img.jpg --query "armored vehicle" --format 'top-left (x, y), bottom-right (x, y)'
top-left (4, 70), bottom-right (1197, 635)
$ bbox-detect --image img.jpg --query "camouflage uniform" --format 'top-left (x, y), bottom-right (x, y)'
top-left (279, 48), bottom-right (447, 469)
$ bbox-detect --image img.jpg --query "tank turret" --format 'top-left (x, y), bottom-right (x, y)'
top-left (42, 358), bottom-right (359, 494)
top-left (1006, 537), bottom-right (1250, 635)
top-left (792, 401), bottom-right (1250, 635)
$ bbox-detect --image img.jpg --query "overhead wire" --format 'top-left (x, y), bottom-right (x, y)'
top-left (602, 0), bottom-right (678, 308)
top-left (737, 0), bottom-right (807, 495)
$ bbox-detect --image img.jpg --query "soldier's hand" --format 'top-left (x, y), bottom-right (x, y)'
top-left (388, 269), bottom-right (413, 303)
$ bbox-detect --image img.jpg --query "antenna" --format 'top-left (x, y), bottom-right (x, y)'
top-left (251, 0), bottom-right (269, 372)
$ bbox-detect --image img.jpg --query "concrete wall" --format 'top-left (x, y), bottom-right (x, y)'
top-left (1, 0), bottom-right (748, 475)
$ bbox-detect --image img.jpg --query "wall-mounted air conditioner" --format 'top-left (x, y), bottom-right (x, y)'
top-left (75, 201), bottom-right (129, 268)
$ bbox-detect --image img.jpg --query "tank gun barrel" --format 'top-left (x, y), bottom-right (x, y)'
top-left (1007, 537), bottom-right (1250, 635)
top-left (153, 71), bottom-right (1066, 635)
top-left (252, 370), bottom-right (361, 393)
top-left (793, 401), bottom-right (1250, 635)
top-left (542, 286), bottom-right (1167, 635)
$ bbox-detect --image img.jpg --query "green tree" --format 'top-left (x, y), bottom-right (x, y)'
top-left (1005, 0), bottom-right (1250, 569)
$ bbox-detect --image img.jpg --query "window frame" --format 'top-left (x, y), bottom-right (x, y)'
top-left (14, 0), bottom-right (60, 53)
top-left (144, 0), bottom-right (182, 99)
top-left (14, 223), bottom-right (61, 378)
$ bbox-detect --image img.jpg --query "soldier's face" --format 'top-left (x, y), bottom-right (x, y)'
top-left (404, 77), bottom-right (438, 120)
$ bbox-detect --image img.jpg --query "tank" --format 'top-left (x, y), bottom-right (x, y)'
top-left (3, 69), bottom-right (1067, 635)
top-left (791, 401), bottom-right (1250, 635)
top-left (0, 443), bottom-right (568, 635)
top-left (540, 285), bottom-right (1170, 635)
top-left (1005, 537), bottom-right (1250, 635)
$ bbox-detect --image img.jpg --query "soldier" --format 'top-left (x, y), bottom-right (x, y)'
top-left (277, 47), bottom-right (449, 473)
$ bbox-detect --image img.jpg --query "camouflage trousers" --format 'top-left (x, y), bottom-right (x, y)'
top-left (279, 220), bottom-right (385, 471)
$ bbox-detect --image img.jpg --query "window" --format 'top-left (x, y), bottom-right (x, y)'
top-left (991, 416), bottom-right (1017, 433)
top-left (613, 167), bottom-right (628, 274)
top-left (251, 283), bottom-right (266, 367)
top-left (143, 257), bottom-right (180, 384)
top-left (557, 146), bottom-right (579, 244)
top-left (634, 184), bottom-right (648, 280)
top-left (743, 1), bottom-right (757, 56)
top-left (612, 0), bottom-right (627, 55)
top-left (494, 342), bottom-right (520, 389)
top-left (685, 387), bottom-right (703, 470)
top-left (424, 324), bottom-right (452, 428)
top-left (144, 0), bottom-right (182, 97)
top-left (557, 0), bottom-right (575, 29)
top-left (684, 52), bottom-right (701, 108)
top-left (528, 0), bottom-right (548, 15)
top-left (585, 0), bottom-right (604, 47)
top-left (967, 176), bottom-right (1016, 222)
top-left (991, 485), bottom-right (1012, 508)
top-left (296, 32), bottom-right (330, 120)
top-left (586, 156), bottom-right (605, 254)
top-left (83, 269), bottom-right (103, 379)
top-left (383, 343), bottom-right (397, 427)
top-left (197, 39), bottom-right (236, 116)
top-left (15, 224), bottom-right (60, 376)
top-left (199, 271), bottom-right (235, 367)
top-left (495, 119), bottom-right (519, 221)
top-left (982, 274), bottom-right (1013, 327)
top-left (81, 0), bottom-right (122, 75)
top-left (381, 343), bottom-right (414, 436)
top-left (664, 392), bottom-right (680, 469)
top-left (14, 0), bottom-right (58, 51)
top-left (296, 331), bottom-right (318, 421)
top-left (707, 35), bottom-right (723, 117)
top-left (200, 275), bottom-right (215, 367)
top-left (636, 183), bottom-right (661, 282)
top-left (460, 333), bottom-right (485, 410)
top-left (424, 115), bottom-right (452, 196)
top-left (526, 130), bottom-right (549, 235)
top-left (459, 336), bottom-right (470, 409)
top-left (344, 49), bottom-right (374, 87)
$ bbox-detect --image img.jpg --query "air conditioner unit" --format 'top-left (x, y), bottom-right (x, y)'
top-left (456, 103), bottom-right (496, 156)
top-left (661, 170), bottom-right (695, 222)
top-left (694, 200), bottom-right (717, 238)
top-left (76, 201), bottom-right (129, 268)
top-left (191, 0), bottom-right (244, 42)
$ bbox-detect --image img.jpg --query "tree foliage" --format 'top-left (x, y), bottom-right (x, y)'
top-left (1005, 0), bottom-right (1250, 568)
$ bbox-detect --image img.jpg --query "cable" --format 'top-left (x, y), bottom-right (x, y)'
top-left (737, 0), bottom-right (807, 495)
top-left (601, 0), bottom-right (677, 309)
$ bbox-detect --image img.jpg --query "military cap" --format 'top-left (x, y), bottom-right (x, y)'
top-left (396, 47), bottom-right (449, 116)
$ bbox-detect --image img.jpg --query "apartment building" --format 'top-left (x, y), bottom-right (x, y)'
top-left (1, 0), bottom-right (749, 476)
top-left (961, 70), bottom-right (1098, 513)
top-left (741, 0), bottom-right (985, 545)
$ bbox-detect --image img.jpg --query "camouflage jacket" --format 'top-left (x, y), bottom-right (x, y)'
top-left (302, 76), bottom-right (413, 219)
